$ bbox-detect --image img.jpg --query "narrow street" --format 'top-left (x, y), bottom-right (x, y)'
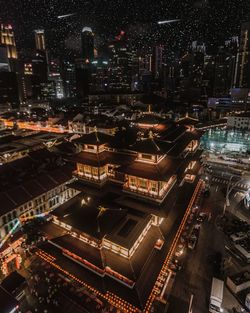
top-left (168, 186), bottom-right (229, 313)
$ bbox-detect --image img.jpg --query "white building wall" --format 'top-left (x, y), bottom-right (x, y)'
top-left (227, 116), bottom-right (250, 130)
top-left (0, 183), bottom-right (80, 240)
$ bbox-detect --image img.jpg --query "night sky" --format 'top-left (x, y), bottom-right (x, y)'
top-left (1, 0), bottom-right (250, 56)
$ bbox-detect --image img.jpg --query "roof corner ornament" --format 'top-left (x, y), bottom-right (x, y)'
top-left (149, 130), bottom-right (154, 139)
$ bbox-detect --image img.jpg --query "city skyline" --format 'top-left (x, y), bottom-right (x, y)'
top-left (1, 0), bottom-right (250, 56)
top-left (0, 2), bottom-right (250, 313)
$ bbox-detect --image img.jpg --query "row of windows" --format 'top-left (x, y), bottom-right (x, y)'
top-left (2, 211), bottom-right (17, 225)
top-left (1, 184), bottom-right (68, 227)
top-left (129, 177), bottom-right (158, 191)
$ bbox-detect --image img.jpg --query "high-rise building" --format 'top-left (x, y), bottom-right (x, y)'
top-left (41, 80), bottom-right (56, 99)
top-left (24, 63), bottom-right (33, 75)
top-left (48, 59), bottom-right (64, 98)
top-left (138, 54), bottom-right (152, 74)
top-left (90, 59), bottom-right (109, 93)
top-left (213, 38), bottom-right (238, 97)
top-left (75, 58), bottom-right (90, 98)
top-left (0, 71), bottom-right (20, 110)
top-left (0, 23), bottom-right (18, 72)
top-left (234, 22), bottom-right (250, 88)
top-left (32, 29), bottom-right (48, 84)
top-left (108, 32), bottom-right (135, 92)
top-left (152, 45), bottom-right (165, 78)
top-left (203, 55), bottom-right (216, 98)
top-left (0, 23), bottom-right (17, 60)
top-left (32, 50), bottom-right (48, 83)
top-left (81, 27), bottom-right (94, 62)
top-left (75, 27), bottom-right (95, 98)
top-left (62, 61), bottom-right (76, 98)
top-left (34, 29), bottom-right (46, 51)
top-left (0, 45), bottom-right (10, 72)
top-left (21, 63), bottom-right (41, 100)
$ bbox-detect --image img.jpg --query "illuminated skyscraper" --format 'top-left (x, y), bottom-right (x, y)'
top-left (90, 59), bottom-right (109, 93)
top-left (108, 31), bottom-right (135, 92)
top-left (22, 63), bottom-right (41, 100)
top-left (62, 61), bottom-right (76, 98)
top-left (34, 29), bottom-right (46, 51)
top-left (0, 23), bottom-right (18, 72)
top-left (81, 27), bottom-right (94, 62)
top-left (0, 23), bottom-right (17, 60)
top-left (234, 22), bottom-right (250, 88)
top-left (48, 59), bottom-right (64, 99)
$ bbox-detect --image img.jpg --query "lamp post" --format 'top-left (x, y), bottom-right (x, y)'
top-left (188, 294), bottom-right (194, 313)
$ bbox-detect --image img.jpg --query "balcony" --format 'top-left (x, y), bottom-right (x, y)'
top-left (123, 176), bottom-right (176, 203)
top-left (73, 171), bottom-right (108, 186)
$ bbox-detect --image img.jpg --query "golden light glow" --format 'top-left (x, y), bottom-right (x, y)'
top-left (38, 181), bottom-right (204, 313)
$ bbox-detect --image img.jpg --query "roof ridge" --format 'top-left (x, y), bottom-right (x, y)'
top-left (4, 191), bottom-right (18, 206)
top-left (155, 162), bottom-right (165, 181)
top-left (150, 137), bottom-right (161, 152)
top-left (94, 126), bottom-right (100, 142)
top-left (31, 179), bottom-right (46, 192)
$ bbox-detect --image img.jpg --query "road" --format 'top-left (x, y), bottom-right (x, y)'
top-left (168, 186), bottom-right (227, 313)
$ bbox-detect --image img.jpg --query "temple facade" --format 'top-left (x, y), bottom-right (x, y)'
top-left (72, 123), bottom-right (201, 203)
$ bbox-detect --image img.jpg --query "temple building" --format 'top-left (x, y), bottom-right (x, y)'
top-left (0, 119), bottom-right (203, 310)
top-left (71, 122), bottom-right (200, 203)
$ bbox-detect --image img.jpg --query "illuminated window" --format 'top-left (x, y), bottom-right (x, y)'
top-left (92, 167), bottom-right (98, 176)
top-left (130, 177), bottom-right (136, 187)
top-left (87, 145), bottom-right (95, 150)
top-left (100, 167), bottom-right (106, 176)
top-left (84, 165), bottom-right (91, 174)
top-left (139, 179), bottom-right (147, 189)
top-left (141, 153), bottom-right (153, 160)
top-left (151, 181), bottom-right (157, 192)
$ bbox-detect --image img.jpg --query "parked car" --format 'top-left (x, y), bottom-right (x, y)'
top-left (175, 244), bottom-right (185, 257)
top-left (188, 235), bottom-right (198, 250)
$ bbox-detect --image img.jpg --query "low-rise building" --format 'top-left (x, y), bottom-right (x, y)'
top-left (1, 271), bottom-right (26, 301)
top-left (227, 271), bottom-right (250, 294)
top-left (227, 113), bottom-right (250, 130)
top-left (0, 149), bottom-right (80, 243)
top-left (0, 285), bottom-right (19, 313)
top-left (0, 165), bottom-right (79, 241)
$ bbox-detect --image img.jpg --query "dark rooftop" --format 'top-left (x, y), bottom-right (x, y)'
top-left (51, 235), bottom-right (104, 269)
top-left (70, 151), bottom-right (110, 167)
top-left (229, 271), bottom-right (250, 285)
top-left (1, 271), bottom-right (26, 295)
top-left (0, 286), bottom-right (18, 313)
top-left (74, 131), bottom-right (113, 146)
top-left (52, 192), bottom-right (152, 249)
top-left (106, 214), bottom-right (152, 249)
top-left (0, 164), bottom-right (73, 216)
top-left (70, 150), bottom-right (136, 167)
top-left (118, 156), bottom-right (182, 181)
top-left (129, 136), bottom-right (172, 155)
top-left (52, 194), bottom-right (127, 240)
top-left (135, 114), bottom-right (167, 126)
top-left (161, 125), bottom-right (187, 142)
top-left (176, 115), bottom-right (199, 126)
